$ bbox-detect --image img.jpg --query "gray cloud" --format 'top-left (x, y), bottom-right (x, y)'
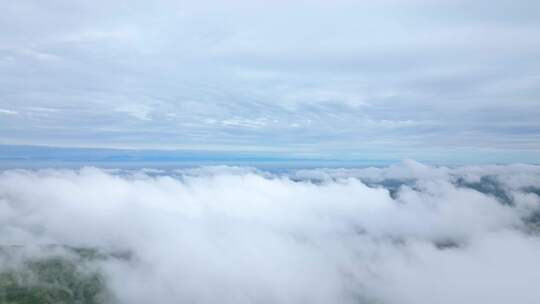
top-left (0, 0), bottom-right (539, 161)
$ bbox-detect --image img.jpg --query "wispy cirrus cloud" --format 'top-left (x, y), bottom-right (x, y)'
top-left (0, 109), bottom-right (18, 115)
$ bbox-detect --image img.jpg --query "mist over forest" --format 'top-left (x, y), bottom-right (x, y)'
top-left (2, 161), bottom-right (540, 303)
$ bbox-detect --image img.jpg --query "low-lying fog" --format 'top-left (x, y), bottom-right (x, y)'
top-left (1, 160), bottom-right (540, 304)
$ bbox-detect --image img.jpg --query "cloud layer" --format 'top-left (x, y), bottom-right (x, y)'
top-left (1, 161), bottom-right (540, 303)
top-left (1, 1), bottom-right (540, 161)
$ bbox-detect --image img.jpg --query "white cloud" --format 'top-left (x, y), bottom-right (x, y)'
top-left (115, 104), bottom-right (153, 121)
top-left (0, 108), bottom-right (18, 115)
top-left (1, 162), bottom-right (539, 303)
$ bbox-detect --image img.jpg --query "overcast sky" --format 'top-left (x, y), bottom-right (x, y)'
top-left (1, 0), bottom-right (539, 162)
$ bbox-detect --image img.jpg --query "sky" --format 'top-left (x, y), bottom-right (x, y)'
top-left (1, 0), bottom-right (540, 163)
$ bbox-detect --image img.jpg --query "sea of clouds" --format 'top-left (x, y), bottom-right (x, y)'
top-left (1, 160), bottom-right (540, 304)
